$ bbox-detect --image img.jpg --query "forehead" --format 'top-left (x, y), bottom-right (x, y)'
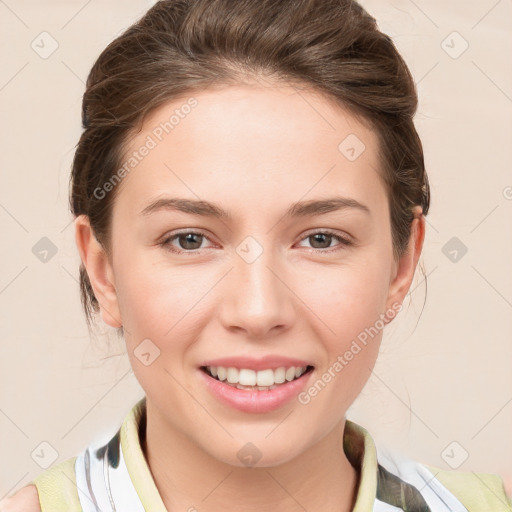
top-left (113, 84), bottom-right (385, 219)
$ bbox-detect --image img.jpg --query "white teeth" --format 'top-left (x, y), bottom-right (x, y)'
top-left (239, 368), bottom-right (257, 386)
top-left (226, 367), bottom-right (239, 383)
top-left (285, 367), bottom-right (296, 381)
top-left (205, 365), bottom-right (309, 387)
top-left (256, 369), bottom-right (274, 387)
top-left (274, 367), bottom-right (286, 384)
top-left (217, 366), bottom-right (227, 381)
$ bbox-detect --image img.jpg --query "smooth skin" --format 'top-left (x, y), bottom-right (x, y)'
top-left (76, 82), bottom-right (425, 512)
top-left (0, 485), bottom-right (40, 511)
top-left (4, 82), bottom-right (425, 511)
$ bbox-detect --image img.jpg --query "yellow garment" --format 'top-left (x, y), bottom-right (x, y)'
top-left (30, 397), bottom-right (512, 511)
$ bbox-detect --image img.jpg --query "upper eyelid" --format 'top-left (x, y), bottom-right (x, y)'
top-left (299, 228), bottom-right (352, 240)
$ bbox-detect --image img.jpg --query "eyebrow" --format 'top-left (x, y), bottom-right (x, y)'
top-left (140, 196), bottom-right (371, 219)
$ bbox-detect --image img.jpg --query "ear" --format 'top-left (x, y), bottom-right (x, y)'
top-left (384, 206), bottom-right (425, 323)
top-left (74, 215), bottom-right (122, 328)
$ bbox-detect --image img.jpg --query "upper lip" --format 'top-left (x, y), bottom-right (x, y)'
top-left (200, 355), bottom-right (314, 371)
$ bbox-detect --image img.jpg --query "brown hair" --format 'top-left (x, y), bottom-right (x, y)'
top-left (71, 0), bottom-right (430, 334)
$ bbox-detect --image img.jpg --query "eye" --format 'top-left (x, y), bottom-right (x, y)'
top-left (158, 229), bottom-right (353, 255)
top-left (296, 230), bottom-right (353, 253)
top-left (159, 230), bottom-right (214, 254)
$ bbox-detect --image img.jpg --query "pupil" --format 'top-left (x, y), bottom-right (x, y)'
top-left (311, 233), bottom-right (331, 249)
top-left (180, 233), bottom-right (202, 250)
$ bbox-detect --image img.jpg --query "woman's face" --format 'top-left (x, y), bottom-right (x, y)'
top-left (79, 82), bottom-right (422, 467)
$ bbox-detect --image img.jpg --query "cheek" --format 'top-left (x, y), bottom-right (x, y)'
top-left (113, 248), bottom-right (197, 336)
top-left (296, 256), bottom-right (390, 396)
top-left (299, 269), bottom-right (387, 412)
top-left (113, 253), bottom-right (213, 383)
top-left (300, 256), bottom-right (390, 340)
top-left (116, 261), bottom-right (198, 393)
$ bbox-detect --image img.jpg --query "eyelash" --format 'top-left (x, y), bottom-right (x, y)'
top-left (158, 229), bottom-right (353, 255)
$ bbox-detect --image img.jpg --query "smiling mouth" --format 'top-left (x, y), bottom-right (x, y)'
top-left (200, 365), bottom-right (314, 391)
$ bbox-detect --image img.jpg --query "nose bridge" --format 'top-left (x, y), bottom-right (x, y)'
top-left (220, 234), bottom-right (294, 337)
top-left (238, 244), bottom-right (277, 302)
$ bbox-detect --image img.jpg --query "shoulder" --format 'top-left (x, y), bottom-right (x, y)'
top-left (423, 463), bottom-right (512, 512)
top-left (0, 485), bottom-right (41, 512)
top-left (375, 444), bottom-right (512, 512)
top-left (30, 456), bottom-right (81, 511)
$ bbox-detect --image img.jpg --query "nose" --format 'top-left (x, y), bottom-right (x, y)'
top-left (218, 246), bottom-right (296, 339)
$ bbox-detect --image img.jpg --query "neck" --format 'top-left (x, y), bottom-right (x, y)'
top-left (142, 401), bottom-right (360, 512)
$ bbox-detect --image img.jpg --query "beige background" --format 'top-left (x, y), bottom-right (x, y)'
top-left (1, 0), bottom-right (511, 500)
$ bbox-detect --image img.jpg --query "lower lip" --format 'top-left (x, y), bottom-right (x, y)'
top-left (198, 367), bottom-right (314, 414)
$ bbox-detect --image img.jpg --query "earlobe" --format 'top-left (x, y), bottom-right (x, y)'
top-left (384, 207), bottom-right (425, 323)
top-left (74, 215), bottom-right (122, 328)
